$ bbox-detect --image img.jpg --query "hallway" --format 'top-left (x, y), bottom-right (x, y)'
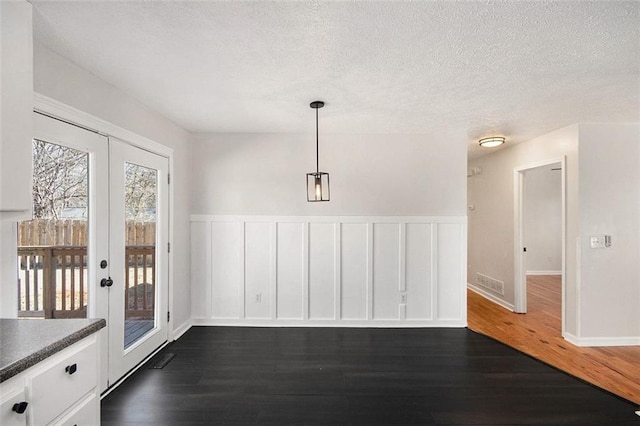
top-left (468, 275), bottom-right (640, 404)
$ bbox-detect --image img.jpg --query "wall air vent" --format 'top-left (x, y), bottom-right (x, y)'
top-left (476, 273), bottom-right (504, 295)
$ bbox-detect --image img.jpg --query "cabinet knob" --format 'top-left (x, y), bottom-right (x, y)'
top-left (12, 401), bottom-right (28, 414)
top-left (65, 363), bottom-right (78, 375)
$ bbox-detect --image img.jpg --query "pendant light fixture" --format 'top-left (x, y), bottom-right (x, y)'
top-left (307, 101), bottom-right (330, 202)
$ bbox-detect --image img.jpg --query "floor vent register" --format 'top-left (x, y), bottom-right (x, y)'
top-left (150, 353), bottom-right (175, 369)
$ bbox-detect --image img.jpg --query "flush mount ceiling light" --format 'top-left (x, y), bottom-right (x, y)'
top-left (306, 101), bottom-right (330, 202)
top-left (478, 136), bottom-right (505, 148)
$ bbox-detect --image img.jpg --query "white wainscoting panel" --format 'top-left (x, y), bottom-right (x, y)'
top-left (191, 216), bottom-right (467, 327)
top-left (275, 223), bottom-right (304, 320)
top-left (340, 223), bottom-right (368, 320)
top-left (405, 223), bottom-right (432, 320)
top-left (244, 222), bottom-right (272, 319)
top-left (373, 223), bottom-right (401, 320)
top-left (190, 221), bottom-right (211, 319)
top-left (437, 223), bottom-right (466, 320)
top-left (211, 222), bottom-right (240, 319)
top-left (309, 223), bottom-right (336, 320)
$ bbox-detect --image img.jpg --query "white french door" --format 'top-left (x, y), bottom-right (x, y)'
top-left (31, 113), bottom-right (109, 325)
top-left (31, 113), bottom-right (169, 392)
top-left (107, 138), bottom-right (169, 385)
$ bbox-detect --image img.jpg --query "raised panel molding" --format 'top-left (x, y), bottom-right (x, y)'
top-left (308, 223), bottom-right (336, 320)
top-left (191, 216), bottom-right (467, 327)
top-left (275, 223), bottom-right (304, 320)
top-left (340, 223), bottom-right (368, 320)
top-left (373, 223), bottom-right (401, 320)
top-left (244, 222), bottom-right (272, 319)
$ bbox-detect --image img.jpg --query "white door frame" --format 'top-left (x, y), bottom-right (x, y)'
top-left (513, 156), bottom-right (566, 333)
top-left (108, 137), bottom-right (169, 384)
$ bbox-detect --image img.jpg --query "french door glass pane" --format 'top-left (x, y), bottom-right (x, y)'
top-left (17, 139), bottom-right (89, 319)
top-left (124, 162), bottom-right (157, 349)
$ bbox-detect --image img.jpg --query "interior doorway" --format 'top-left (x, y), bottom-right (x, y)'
top-left (514, 157), bottom-right (566, 333)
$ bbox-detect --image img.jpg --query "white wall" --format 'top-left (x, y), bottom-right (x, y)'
top-left (576, 123), bottom-right (640, 343)
top-left (190, 133), bottom-right (466, 216)
top-left (469, 122), bottom-right (640, 345)
top-left (191, 215), bottom-right (467, 327)
top-left (190, 132), bottom-right (468, 327)
top-left (524, 164), bottom-right (562, 274)
top-left (33, 43), bottom-right (193, 334)
top-left (468, 124), bottom-right (580, 332)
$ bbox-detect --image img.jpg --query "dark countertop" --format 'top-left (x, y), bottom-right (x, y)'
top-left (0, 318), bottom-right (106, 383)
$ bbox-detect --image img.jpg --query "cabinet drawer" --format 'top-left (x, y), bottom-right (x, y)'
top-left (29, 340), bottom-right (97, 425)
top-left (56, 394), bottom-right (98, 426)
top-left (0, 388), bottom-right (27, 426)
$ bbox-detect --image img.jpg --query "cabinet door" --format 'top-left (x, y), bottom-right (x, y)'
top-left (0, 388), bottom-right (27, 426)
top-left (58, 394), bottom-right (98, 426)
top-left (29, 339), bottom-right (97, 426)
top-left (0, 1), bottom-right (33, 216)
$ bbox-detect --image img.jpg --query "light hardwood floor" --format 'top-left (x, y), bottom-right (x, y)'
top-left (468, 275), bottom-right (640, 405)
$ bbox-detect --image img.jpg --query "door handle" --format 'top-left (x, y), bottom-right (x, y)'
top-left (100, 277), bottom-right (113, 287)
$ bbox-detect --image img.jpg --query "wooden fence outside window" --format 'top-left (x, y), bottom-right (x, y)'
top-left (17, 219), bottom-right (156, 319)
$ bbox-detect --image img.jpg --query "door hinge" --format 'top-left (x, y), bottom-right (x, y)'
top-left (168, 242), bottom-right (171, 253)
top-left (167, 311), bottom-right (170, 322)
top-left (168, 173), bottom-right (170, 184)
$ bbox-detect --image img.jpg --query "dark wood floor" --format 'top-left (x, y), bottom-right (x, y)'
top-left (101, 327), bottom-right (638, 425)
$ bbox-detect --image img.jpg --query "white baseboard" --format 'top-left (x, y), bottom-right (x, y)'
top-left (172, 319), bottom-right (192, 341)
top-left (563, 332), bottom-right (640, 347)
top-left (526, 270), bottom-right (562, 276)
top-left (467, 283), bottom-right (515, 311)
top-left (191, 318), bottom-right (467, 328)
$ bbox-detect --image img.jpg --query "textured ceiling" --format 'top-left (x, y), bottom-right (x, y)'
top-left (30, 1), bottom-right (640, 158)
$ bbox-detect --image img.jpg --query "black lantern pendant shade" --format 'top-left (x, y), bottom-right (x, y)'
top-left (307, 101), bottom-right (330, 202)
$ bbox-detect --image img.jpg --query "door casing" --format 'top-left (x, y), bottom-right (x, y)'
top-left (513, 156), bottom-right (566, 334)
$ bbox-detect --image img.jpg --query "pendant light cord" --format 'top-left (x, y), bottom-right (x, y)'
top-left (315, 106), bottom-right (319, 173)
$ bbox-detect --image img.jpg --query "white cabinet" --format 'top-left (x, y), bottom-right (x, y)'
top-left (0, 1), bottom-right (33, 218)
top-left (0, 334), bottom-right (100, 426)
top-left (57, 395), bottom-right (97, 426)
top-left (0, 385), bottom-right (27, 426)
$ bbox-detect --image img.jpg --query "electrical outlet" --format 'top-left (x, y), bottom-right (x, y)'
top-left (400, 293), bottom-right (407, 304)
top-left (255, 293), bottom-right (262, 303)
top-left (590, 235), bottom-right (611, 249)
